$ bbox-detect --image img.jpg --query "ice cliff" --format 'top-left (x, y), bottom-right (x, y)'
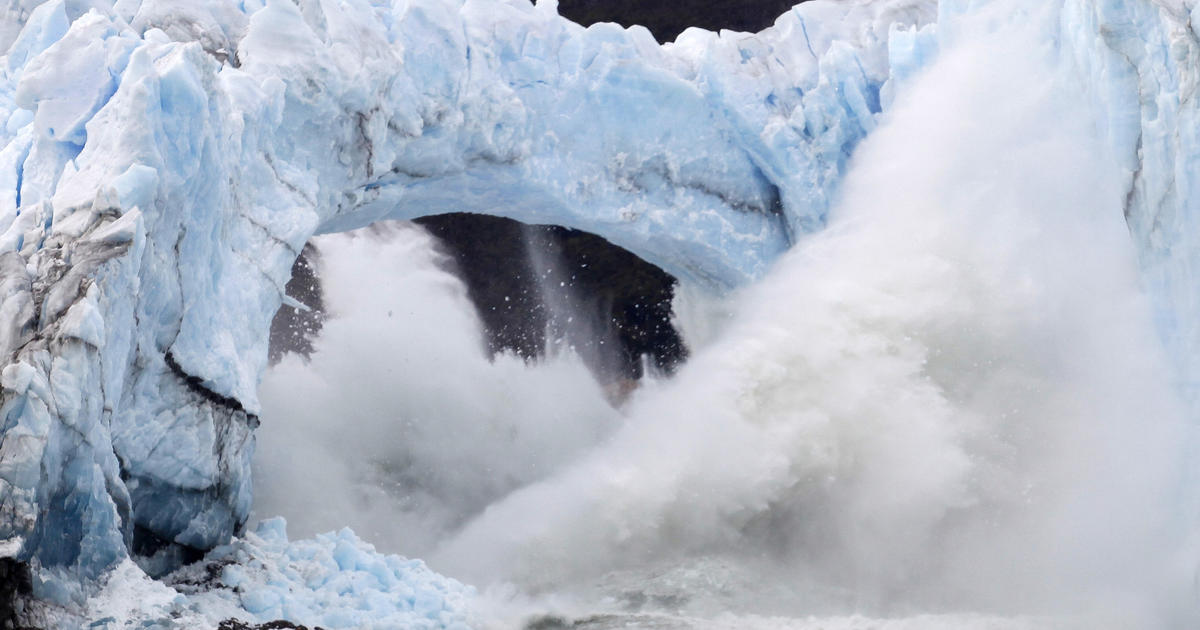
top-left (0, 0), bottom-right (1197, 623)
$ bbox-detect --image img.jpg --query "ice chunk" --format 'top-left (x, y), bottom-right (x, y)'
top-left (160, 519), bottom-right (476, 629)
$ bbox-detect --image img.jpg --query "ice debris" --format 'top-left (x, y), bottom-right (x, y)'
top-left (24, 518), bottom-right (473, 629)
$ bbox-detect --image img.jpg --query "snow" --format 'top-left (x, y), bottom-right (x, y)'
top-left (0, 0), bottom-right (1195, 626)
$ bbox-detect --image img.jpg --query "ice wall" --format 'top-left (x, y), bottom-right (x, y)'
top-left (1054, 0), bottom-right (1200, 406)
top-left (0, 0), bottom-right (934, 601)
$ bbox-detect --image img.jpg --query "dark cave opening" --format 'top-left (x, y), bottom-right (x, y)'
top-left (0, 557), bottom-right (31, 630)
top-left (269, 213), bottom-right (688, 388)
top-left (416, 213), bottom-right (687, 382)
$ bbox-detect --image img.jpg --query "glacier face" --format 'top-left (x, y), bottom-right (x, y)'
top-left (0, 0), bottom-right (1197, 620)
top-left (0, 0), bottom-right (933, 602)
top-left (1058, 0), bottom-right (1200, 407)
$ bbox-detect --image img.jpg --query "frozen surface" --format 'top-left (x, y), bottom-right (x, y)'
top-left (0, 0), bottom-right (1197, 626)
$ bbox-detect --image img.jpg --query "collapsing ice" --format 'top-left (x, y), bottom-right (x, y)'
top-left (0, 0), bottom-right (1199, 627)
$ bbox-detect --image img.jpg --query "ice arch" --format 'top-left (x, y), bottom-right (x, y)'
top-left (0, 0), bottom-right (934, 597)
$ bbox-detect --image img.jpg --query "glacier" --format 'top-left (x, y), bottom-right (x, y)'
top-left (0, 0), bottom-right (1198, 626)
top-left (0, 0), bottom-right (929, 604)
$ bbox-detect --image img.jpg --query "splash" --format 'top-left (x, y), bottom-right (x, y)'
top-left (430, 3), bottom-right (1189, 624)
top-left (253, 222), bottom-right (619, 557)
top-left (256, 2), bottom-right (1192, 627)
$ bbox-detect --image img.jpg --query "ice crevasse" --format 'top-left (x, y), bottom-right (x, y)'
top-left (0, 0), bottom-right (1197, 623)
